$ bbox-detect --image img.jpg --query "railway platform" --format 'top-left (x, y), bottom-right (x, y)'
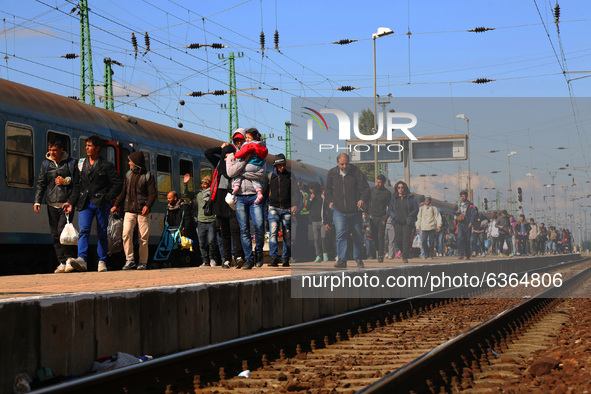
top-left (0, 253), bottom-right (578, 393)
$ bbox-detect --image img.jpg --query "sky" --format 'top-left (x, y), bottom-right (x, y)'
top-left (1, 0), bottom-right (591, 233)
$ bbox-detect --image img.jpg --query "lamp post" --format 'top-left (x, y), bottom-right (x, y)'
top-left (507, 151), bottom-right (517, 215)
top-left (373, 27), bottom-right (394, 181)
top-left (456, 114), bottom-right (471, 200)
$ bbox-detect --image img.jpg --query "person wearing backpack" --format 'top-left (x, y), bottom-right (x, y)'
top-left (34, 139), bottom-right (79, 273)
top-left (111, 151), bottom-right (156, 270)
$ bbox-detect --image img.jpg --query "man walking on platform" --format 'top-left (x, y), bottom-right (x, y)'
top-left (111, 151), bottom-right (156, 270)
top-left (368, 174), bottom-right (391, 262)
top-left (64, 136), bottom-right (122, 272)
top-left (325, 153), bottom-right (370, 269)
top-left (415, 195), bottom-right (442, 259)
top-left (34, 139), bottom-right (79, 273)
top-left (455, 190), bottom-right (475, 260)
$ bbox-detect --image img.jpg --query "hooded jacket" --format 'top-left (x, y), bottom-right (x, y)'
top-left (262, 166), bottom-right (300, 210)
top-left (205, 145), bottom-right (236, 218)
top-left (226, 153), bottom-right (265, 195)
top-left (234, 140), bottom-right (268, 166)
top-left (35, 151), bottom-right (79, 206)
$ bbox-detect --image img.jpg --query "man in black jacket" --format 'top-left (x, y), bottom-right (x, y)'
top-left (324, 153), bottom-right (370, 268)
top-left (369, 174), bottom-right (391, 262)
top-left (34, 139), bottom-right (79, 274)
top-left (64, 136), bottom-right (122, 272)
top-left (262, 153), bottom-right (300, 267)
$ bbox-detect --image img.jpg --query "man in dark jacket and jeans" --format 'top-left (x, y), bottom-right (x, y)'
top-left (64, 136), bottom-right (122, 272)
top-left (111, 151), bottom-right (156, 270)
top-left (369, 174), bottom-right (391, 262)
top-left (262, 153), bottom-right (300, 267)
top-left (34, 139), bottom-right (79, 274)
top-left (388, 180), bottom-right (419, 264)
top-left (324, 153), bottom-right (370, 269)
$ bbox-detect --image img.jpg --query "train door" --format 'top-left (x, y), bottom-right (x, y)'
top-left (78, 136), bottom-right (132, 175)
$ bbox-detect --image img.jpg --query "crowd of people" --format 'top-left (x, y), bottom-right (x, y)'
top-left (34, 135), bottom-right (575, 274)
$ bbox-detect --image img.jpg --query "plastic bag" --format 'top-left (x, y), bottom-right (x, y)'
top-left (225, 193), bottom-right (236, 210)
top-left (60, 216), bottom-right (78, 245)
top-left (108, 211), bottom-right (124, 255)
top-left (412, 233), bottom-right (421, 249)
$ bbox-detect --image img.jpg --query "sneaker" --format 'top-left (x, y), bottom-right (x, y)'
top-left (356, 259), bottom-right (365, 268)
top-left (378, 256), bottom-right (384, 263)
top-left (420, 255), bottom-right (426, 259)
top-left (323, 253), bottom-right (329, 262)
top-left (458, 256), bottom-right (465, 260)
top-left (314, 256), bottom-right (322, 263)
top-left (68, 257), bottom-right (87, 272)
top-left (465, 256), bottom-right (471, 260)
top-left (222, 261), bottom-right (231, 269)
top-left (54, 263), bottom-right (66, 274)
top-left (242, 259), bottom-right (254, 270)
top-left (235, 257), bottom-right (245, 269)
top-left (402, 258), bottom-right (409, 264)
top-left (282, 258), bottom-right (290, 267)
top-left (200, 262), bottom-right (210, 267)
top-left (269, 257), bottom-right (279, 267)
top-left (137, 264), bottom-right (147, 270)
top-left (334, 260), bottom-right (347, 268)
top-left (122, 260), bottom-right (137, 270)
top-left (210, 259), bottom-right (218, 267)
top-left (98, 260), bottom-right (107, 272)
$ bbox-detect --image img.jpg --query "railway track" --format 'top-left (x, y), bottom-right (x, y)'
top-left (35, 257), bottom-right (590, 393)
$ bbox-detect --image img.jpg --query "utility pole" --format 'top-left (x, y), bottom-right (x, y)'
top-left (222, 52), bottom-right (243, 142)
top-left (284, 121), bottom-right (292, 160)
top-left (78, 0), bottom-right (95, 105)
top-left (549, 171), bottom-right (557, 226)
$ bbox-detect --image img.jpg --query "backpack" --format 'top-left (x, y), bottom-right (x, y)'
top-left (126, 170), bottom-right (151, 183)
top-left (550, 230), bottom-right (558, 241)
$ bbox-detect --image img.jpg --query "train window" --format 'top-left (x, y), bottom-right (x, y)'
top-left (179, 159), bottom-right (194, 193)
top-left (47, 131), bottom-right (71, 155)
top-left (156, 154), bottom-right (172, 201)
top-left (200, 163), bottom-right (213, 182)
top-left (120, 148), bottom-right (131, 175)
top-left (6, 123), bottom-right (34, 188)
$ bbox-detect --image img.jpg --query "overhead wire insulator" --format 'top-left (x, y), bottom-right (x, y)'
top-left (470, 78), bottom-right (495, 84)
top-left (274, 30), bottom-right (279, 50)
top-left (131, 33), bottom-right (138, 53)
top-left (210, 43), bottom-right (228, 49)
top-left (185, 43), bottom-right (201, 49)
top-left (68, 96), bottom-right (80, 100)
top-left (61, 53), bottom-right (79, 59)
top-left (336, 86), bottom-right (359, 91)
top-left (468, 27), bottom-right (495, 33)
top-left (187, 91), bottom-right (204, 97)
top-left (213, 90), bottom-right (227, 96)
top-left (333, 39), bottom-right (357, 45)
top-left (144, 32), bottom-right (150, 53)
top-left (554, 3), bottom-right (560, 23)
top-left (260, 31), bottom-right (265, 51)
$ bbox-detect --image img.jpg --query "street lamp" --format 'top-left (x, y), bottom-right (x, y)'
top-left (373, 27), bottom-right (394, 182)
top-left (507, 151), bottom-right (517, 215)
top-left (456, 114), bottom-right (471, 201)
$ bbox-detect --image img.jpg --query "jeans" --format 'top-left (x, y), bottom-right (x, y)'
top-left (78, 198), bottom-right (110, 262)
top-left (268, 206), bottom-right (291, 259)
top-left (436, 231), bottom-right (445, 255)
top-left (235, 194), bottom-right (264, 262)
top-left (198, 221), bottom-right (217, 261)
top-left (457, 223), bottom-right (471, 257)
top-left (421, 229), bottom-right (436, 257)
top-left (332, 209), bottom-right (364, 263)
top-left (311, 221), bottom-right (327, 257)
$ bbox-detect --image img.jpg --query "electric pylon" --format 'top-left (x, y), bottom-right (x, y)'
top-left (79, 0), bottom-right (95, 105)
top-left (103, 58), bottom-right (114, 111)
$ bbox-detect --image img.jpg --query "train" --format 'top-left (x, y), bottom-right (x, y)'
top-left (0, 78), bottom-right (325, 274)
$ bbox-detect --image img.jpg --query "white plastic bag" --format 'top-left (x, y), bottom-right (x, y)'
top-left (60, 216), bottom-right (78, 245)
top-left (225, 192), bottom-right (236, 210)
top-left (412, 233), bottom-right (421, 249)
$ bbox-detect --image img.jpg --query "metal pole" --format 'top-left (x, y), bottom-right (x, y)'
top-left (373, 37), bottom-right (378, 180)
top-left (466, 118), bottom-right (471, 201)
top-left (508, 155), bottom-right (512, 216)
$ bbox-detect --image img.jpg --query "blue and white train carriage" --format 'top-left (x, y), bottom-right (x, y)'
top-left (0, 78), bottom-right (324, 274)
